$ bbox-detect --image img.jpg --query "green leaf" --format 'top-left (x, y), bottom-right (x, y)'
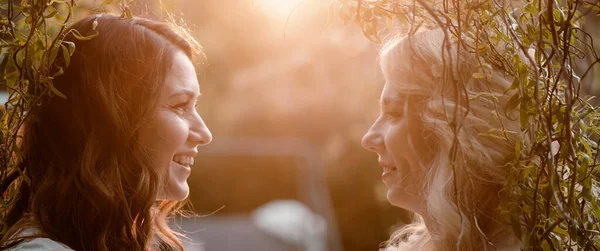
top-left (11, 140), bottom-right (23, 162)
top-left (578, 155), bottom-right (589, 180)
top-left (99, 0), bottom-right (117, 8)
top-left (47, 82), bottom-right (67, 99)
top-left (506, 93), bottom-right (521, 112)
top-left (505, 78), bottom-right (520, 94)
top-left (60, 44), bottom-right (70, 67)
top-left (581, 140), bottom-right (592, 157)
top-left (52, 66), bottom-right (64, 77)
top-left (3, 70), bottom-right (19, 80)
top-left (519, 97), bottom-right (529, 129)
top-left (44, 6), bottom-right (58, 19)
top-left (71, 30), bottom-right (99, 41)
top-left (554, 226), bottom-right (568, 236)
top-left (48, 0), bottom-right (67, 4)
top-left (0, 52), bottom-right (7, 70)
top-left (62, 41), bottom-right (75, 56)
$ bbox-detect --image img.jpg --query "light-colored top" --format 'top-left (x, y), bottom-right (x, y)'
top-left (7, 227), bottom-right (72, 251)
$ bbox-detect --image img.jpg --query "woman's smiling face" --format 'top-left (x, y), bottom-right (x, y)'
top-left (361, 82), bottom-right (431, 212)
top-left (138, 50), bottom-right (212, 201)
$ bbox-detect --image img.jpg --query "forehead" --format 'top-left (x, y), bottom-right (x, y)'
top-left (162, 51), bottom-right (200, 95)
top-left (381, 82), bottom-right (405, 101)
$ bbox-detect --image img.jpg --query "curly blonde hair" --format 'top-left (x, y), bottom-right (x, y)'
top-left (379, 28), bottom-right (522, 250)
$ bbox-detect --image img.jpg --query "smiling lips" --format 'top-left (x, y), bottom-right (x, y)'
top-left (380, 161), bottom-right (397, 174)
top-left (382, 166), bottom-right (397, 173)
top-left (173, 155), bottom-right (194, 167)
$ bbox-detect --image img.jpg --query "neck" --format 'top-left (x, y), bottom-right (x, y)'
top-left (417, 212), bottom-right (520, 250)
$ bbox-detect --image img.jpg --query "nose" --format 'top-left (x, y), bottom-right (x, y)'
top-left (189, 112), bottom-right (212, 147)
top-left (361, 121), bottom-right (384, 153)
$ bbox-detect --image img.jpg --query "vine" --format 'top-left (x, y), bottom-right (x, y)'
top-left (0, 0), bottom-right (135, 234)
top-left (333, 0), bottom-right (600, 250)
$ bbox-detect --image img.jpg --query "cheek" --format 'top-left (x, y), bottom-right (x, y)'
top-left (159, 118), bottom-right (188, 146)
top-left (385, 121), bottom-right (428, 172)
top-left (139, 114), bottom-right (189, 155)
top-left (384, 122), bottom-right (410, 158)
top-left (407, 120), bottom-right (433, 165)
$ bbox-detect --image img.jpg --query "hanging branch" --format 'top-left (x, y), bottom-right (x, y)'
top-left (0, 0), bottom-right (137, 235)
top-left (333, 0), bottom-right (600, 250)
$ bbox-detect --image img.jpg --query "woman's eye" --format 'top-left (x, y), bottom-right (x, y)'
top-left (172, 102), bottom-right (189, 115)
top-left (384, 111), bottom-right (403, 122)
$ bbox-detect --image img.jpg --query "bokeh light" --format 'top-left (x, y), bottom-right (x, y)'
top-left (252, 0), bottom-right (306, 20)
top-left (43, 0), bottom-right (413, 250)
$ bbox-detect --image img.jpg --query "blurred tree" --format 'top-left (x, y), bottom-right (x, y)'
top-left (1, 0), bottom-right (413, 249)
top-left (176, 0), bottom-right (412, 249)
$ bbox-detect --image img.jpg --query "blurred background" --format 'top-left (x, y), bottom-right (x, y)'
top-left (166, 1), bottom-right (411, 250)
top-left (111, 0), bottom-right (412, 250)
top-left (0, 0), bottom-right (413, 249)
top-left (67, 0), bottom-right (600, 250)
top-left (2, 0), bottom-right (598, 250)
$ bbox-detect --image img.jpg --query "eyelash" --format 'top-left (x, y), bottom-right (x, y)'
top-left (384, 111), bottom-right (403, 122)
top-left (173, 103), bottom-right (187, 115)
top-left (173, 101), bottom-right (196, 115)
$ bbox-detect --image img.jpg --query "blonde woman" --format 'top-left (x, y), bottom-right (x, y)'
top-left (362, 28), bottom-right (523, 250)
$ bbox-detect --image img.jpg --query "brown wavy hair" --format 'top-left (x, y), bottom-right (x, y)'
top-left (0, 13), bottom-right (205, 251)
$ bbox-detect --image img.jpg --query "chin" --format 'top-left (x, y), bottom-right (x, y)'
top-left (158, 182), bottom-right (190, 201)
top-left (172, 184), bottom-right (190, 201)
top-left (386, 188), bottom-right (417, 210)
top-left (387, 192), bottom-right (403, 208)
top-left (172, 190), bottom-right (189, 201)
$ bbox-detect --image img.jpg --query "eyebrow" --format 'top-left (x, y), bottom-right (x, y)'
top-left (169, 90), bottom-right (201, 100)
top-left (381, 96), bottom-right (405, 109)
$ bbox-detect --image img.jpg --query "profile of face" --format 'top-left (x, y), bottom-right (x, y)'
top-left (138, 50), bottom-right (212, 201)
top-left (361, 82), bottom-right (431, 212)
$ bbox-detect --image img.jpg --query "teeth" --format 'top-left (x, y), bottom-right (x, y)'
top-left (173, 156), bottom-right (194, 167)
top-left (383, 167), bottom-right (395, 173)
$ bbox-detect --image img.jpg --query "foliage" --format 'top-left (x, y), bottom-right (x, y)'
top-left (333, 0), bottom-right (600, 250)
top-left (0, 0), bottom-right (76, 234)
top-left (0, 0), bottom-right (135, 234)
